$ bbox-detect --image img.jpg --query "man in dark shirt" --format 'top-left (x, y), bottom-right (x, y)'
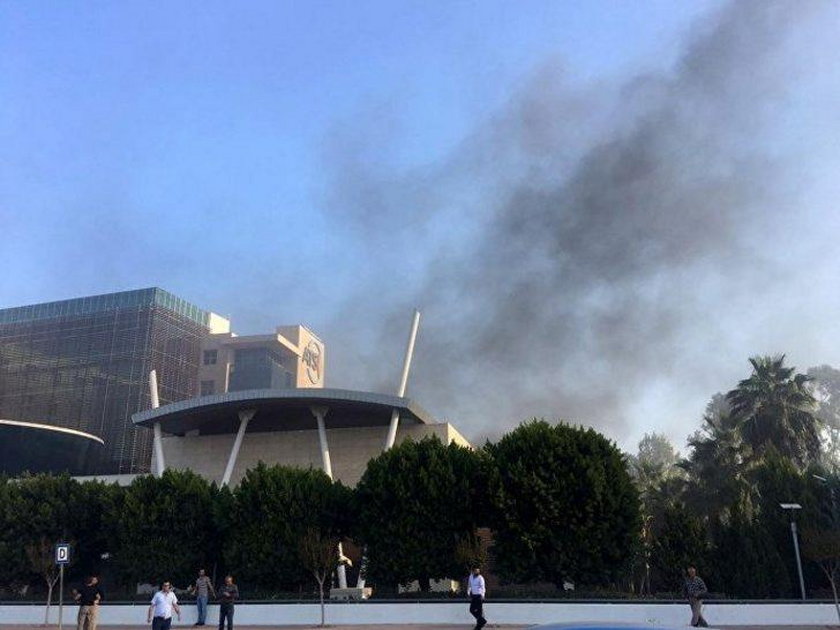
top-left (218, 575), bottom-right (239, 630)
top-left (73, 575), bottom-right (104, 630)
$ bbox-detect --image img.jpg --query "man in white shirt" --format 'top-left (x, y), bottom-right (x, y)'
top-left (467, 566), bottom-right (487, 630)
top-left (147, 581), bottom-right (181, 630)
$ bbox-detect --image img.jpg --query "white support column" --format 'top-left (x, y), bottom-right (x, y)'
top-left (397, 309), bottom-right (421, 398)
top-left (149, 370), bottom-right (166, 478)
top-left (221, 409), bottom-right (255, 487)
top-left (310, 405), bottom-right (347, 589)
top-left (310, 406), bottom-right (333, 481)
top-left (384, 408), bottom-right (401, 452)
top-left (384, 309), bottom-right (421, 451)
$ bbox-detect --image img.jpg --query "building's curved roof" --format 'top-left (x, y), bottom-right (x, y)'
top-left (0, 419), bottom-right (105, 476)
top-left (0, 418), bottom-right (105, 444)
top-left (132, 388), bottom-right (436, 436)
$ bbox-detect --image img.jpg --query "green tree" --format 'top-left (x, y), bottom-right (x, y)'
top-left (224, 464), bottom-right (352, 593)
top-left (110, 469), bottom-right (217, 587)
top-left (707, 510), bottom-right (790, 598)
top-left (71, 480), bottom-right (123, 581)
top-left (649, 503), bottom-right (707, 594)
top-left (749, 452), bottom-right (822, 597)
top-left (486, 420), bottom-right (640, 588)
top-left (0, 474), bottom-right (94, 612)
top-left (629, 432), bottom-right (684, 512)
top-left (14, 475), bottom-right (82, 581)
top-left (25, 537), bottom-right (64, 625)
top-left (802, 527), bottom-right (840, 623)
top-left (0, 476), bottom-right (27, 590)
top-left (627, 433), bottom-right (684, 595)
top-left (681, 396), bottom-right (751, 523)
top-left (727, 355), bottom-right (821, 468)
top-left (355, 436), bottom-right (487, 591)
top-left (298, 526), bottom-right (339, 626)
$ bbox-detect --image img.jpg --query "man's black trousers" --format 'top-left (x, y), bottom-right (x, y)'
top-left (469, 595), bottom-right (486, 628)
top-left (219, 603), bottom-right (234, 630)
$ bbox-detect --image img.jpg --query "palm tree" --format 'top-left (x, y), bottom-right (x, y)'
top-left (681, 399), bottom-right (752, 522)
top-left (726, 355), bottom-right (822, 468)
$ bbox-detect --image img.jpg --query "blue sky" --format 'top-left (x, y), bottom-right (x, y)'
top-left (4, 1), bottom-right (839, 450)
top-left (1, 1), bottom-right (717, 309)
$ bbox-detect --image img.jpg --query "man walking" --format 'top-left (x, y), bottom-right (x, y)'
top-left (189, 568), bottom-right (216, 626)
top-left (74, 575), bottom-right (103, 630)
top-left (147, 581), bottom-right (181, 630)
top-left (683, 565), bottom-right (709, 627)
top-left (218, 574), bottom-right (239, 630)
top-left (467, 566), bottom-right (487, 630)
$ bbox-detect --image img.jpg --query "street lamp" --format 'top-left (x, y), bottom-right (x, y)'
top-left (780, 503), bottom-right (806, 600)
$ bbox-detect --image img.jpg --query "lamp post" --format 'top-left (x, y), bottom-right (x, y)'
top-left (780, 503), bottom-right (806, 600)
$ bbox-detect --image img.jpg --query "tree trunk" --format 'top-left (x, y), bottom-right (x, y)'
top-left (830, 573), bottom-right (840, 625)
top-left (418, 576), bottom-right (430, 592)
top-left (318, 576), bottom-right (326, 627)
top-left (44, 581), bottom-right (53, 626)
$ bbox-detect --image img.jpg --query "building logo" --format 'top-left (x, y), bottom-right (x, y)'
top-left (302, 340), bottom-right (322, 385)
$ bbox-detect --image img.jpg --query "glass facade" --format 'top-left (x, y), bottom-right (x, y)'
top-left (228, 347), bottom-right (294, 391)
top-left (0, 288), bottom-right (214, 474)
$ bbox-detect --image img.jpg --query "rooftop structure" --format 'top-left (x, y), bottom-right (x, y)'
top-left (198, 325), bottom-right (325, 395)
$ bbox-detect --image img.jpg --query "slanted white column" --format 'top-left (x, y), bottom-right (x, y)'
top-left (149, 370), bottom-right (166, 478)
top-left (384, 409), bottom-right (401, 452)
top-left (310, 405), bottom-right (347, 589)
top-left (310, 406), bottom-right (333, 482)
top-left (384, 309), bottom-right (421, 451)
top-left (221, 409), bottom-right (255, 487)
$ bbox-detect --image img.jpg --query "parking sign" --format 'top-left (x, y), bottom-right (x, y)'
top-left (55, 543), bottom-right (71, 565)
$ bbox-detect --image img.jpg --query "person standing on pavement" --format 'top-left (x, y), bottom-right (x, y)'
top-left (189, 568), bottom-right (216, 626)
top-left (218, 574), bottom-right (239, 630)
top-left (683, 565), bottom-right (709, 627)
top-left (147, 581), bottom-right (181, 630)
top-left (73, 575), bottom-right (104, 630)
top-left (467, 566), bottom-right (487, 630)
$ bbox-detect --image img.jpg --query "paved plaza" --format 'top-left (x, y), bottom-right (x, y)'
top-left (0, 625), bottom-right (835, 630)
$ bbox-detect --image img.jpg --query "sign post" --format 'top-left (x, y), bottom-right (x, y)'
top-left (55, 543), bottom-right (71, 630)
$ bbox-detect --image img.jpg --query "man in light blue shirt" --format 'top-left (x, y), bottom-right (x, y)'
top-left (467, 566), bottom-right (487, 630)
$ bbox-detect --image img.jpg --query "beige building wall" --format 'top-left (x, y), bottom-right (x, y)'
top-left (198, 336), bottom-right (233, 394)
top-left (156, 422), bottom-right (470, 487)
top-left (278, 325), bottom-right (325, 388)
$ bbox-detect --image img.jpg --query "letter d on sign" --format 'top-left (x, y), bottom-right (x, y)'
top-left (55, 543), bottom-right (71, 565)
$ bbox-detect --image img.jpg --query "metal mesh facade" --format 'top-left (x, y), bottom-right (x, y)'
top-left (0, 289), bottom-right (214, 474)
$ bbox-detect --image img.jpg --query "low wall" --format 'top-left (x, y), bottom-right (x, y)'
top-left (1, 600), bottom-right (837, 626)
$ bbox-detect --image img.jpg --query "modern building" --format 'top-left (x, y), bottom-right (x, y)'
top-left (0, 288), bottom-right (230, 474)
top-left (0, 418), bottom-right (105, 476)
top-left (132, 388), bottom-right (470, 487)
top-left (1, 288), bottom-right (464, 494)
top-left (198, 325), bottom-right (325, 396)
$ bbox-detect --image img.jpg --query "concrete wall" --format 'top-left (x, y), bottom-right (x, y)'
top-left (2, 601), bottom-right (836, 626)
top-left (158, 422), bottom-right (468, 487)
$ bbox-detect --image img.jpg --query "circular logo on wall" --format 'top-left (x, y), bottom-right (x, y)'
top-left (302, 340), bottom-right (322, 385)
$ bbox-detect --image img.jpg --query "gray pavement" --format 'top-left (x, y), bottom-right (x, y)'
top-left (0, 625), bottom-right (836, 629)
